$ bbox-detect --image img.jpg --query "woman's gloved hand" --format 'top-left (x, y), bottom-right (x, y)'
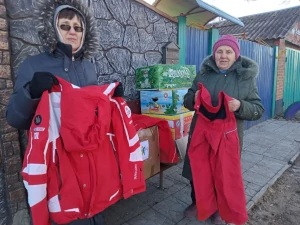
top-left (29, 72), bottom-right (59, 99)
top-left (112, 82), bottom-right (124, 97)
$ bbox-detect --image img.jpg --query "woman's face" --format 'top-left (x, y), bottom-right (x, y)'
top-left (215, 46), bottom-right (236, 70)
top-left (58, 16), bottom-right (83, 53)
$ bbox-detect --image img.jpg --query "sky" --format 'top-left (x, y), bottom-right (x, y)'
top-left (143, 0), bottom-right (300, 17)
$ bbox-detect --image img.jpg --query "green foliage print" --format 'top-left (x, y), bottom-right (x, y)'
top-left (136, 64), bottom-right (196, 90)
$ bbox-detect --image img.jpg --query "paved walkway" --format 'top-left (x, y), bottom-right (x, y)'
top-left (103, 119), bottom-right (300, 225)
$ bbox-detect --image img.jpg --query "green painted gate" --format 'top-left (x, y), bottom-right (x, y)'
top-left (283, 48), bottom-right (300, 111)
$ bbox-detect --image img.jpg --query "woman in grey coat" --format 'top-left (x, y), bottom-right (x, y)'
top-left (6, 0), bottom-right (105, 224)
top-left (182, 35), bottom-right (264, 224)
top-left (6, 0), bottom-right (100, 131)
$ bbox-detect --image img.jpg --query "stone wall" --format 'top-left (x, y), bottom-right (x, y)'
top-left (1, 1), bottom-right (30, 224)
top-left (6, 0), bottom-right (178, 99)
top-left (90, 0), bottom-right (177, 99)
top-left (1, 0), bottom-right (178, 224)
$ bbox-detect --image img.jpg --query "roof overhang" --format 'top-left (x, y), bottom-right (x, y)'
top-left (151, 0), bottom-right (244, 27)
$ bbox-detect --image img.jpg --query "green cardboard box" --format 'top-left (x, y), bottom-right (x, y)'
top-left (136, 64), bottom-right (196, 90)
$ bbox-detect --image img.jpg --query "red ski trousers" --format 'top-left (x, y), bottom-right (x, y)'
top-left (188, 83), bottom-right (248, 225)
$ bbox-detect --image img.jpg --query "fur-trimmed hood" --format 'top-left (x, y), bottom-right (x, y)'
top-left (199, 55), bottom-right (259, 80)
top-left (35, 0), bottom-right (100, 58)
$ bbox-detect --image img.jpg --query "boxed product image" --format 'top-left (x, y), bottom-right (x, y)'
top-left (140, 89), bottom-right (189, 115)
top-left (136, 64), bottom-right (196, 90)
top-left (144, 111), bottom-right (194, 141)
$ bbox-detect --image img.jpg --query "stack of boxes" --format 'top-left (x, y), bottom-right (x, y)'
top-left (135, 64), bottom-right (196, 158)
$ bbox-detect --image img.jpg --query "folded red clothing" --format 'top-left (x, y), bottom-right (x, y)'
top-left (132, 114), bottom-right (179, 164)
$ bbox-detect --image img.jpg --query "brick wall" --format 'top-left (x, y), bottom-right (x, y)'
top-left (273, 38), bottom-right (300, 116)
top-left (276, 39), bottom-right (286, 101)
top-left (0, 1), bottom-right (29, 224)
top-left (1, 0), bottom-right (179, 224)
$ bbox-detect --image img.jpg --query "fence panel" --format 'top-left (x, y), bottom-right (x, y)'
top-left (239, 40), bottom-right (275, 129)
top-left (283, 48), bottom-right (300, 111)
top-left (186, 26), bottom-right (209, 71)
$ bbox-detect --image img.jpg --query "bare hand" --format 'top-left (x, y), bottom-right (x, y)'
top-left (228, 98), bottom-right (241, 112)
top-left (194, 90), bottom-right (199, 103)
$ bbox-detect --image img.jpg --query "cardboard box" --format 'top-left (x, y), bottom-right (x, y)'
top-left (138, 126), bottom-right (160, 180)
top-left (136, 64), bottom-right (196, 90)
top-left (144, 111), bottom-right (194, 140)
top-left (140, 89), bottom-right (189, 115)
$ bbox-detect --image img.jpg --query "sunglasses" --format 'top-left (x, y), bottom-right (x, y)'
top-left (59, 24), bottom-right (84, 33)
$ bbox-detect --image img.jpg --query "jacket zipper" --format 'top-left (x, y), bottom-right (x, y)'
top-left (107, 133), bottom-right (122, 181)
top-left (224, 128), bottom-right (237, 135)
top-left (71, 56), bottom-right (81, 86)
top-left (56, 150), bottom-right (63, 199)
top-left (224, 128), bottom-right (237, 139)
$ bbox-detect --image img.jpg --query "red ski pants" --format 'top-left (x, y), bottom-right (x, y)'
top-left (188, 83), bottom-right (248, 225)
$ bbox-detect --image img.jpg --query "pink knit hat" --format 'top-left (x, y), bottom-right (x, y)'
top-left (213, 35), bottom-right (240, 60)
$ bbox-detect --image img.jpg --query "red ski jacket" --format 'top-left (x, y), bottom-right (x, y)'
top-left (188, 83), bottom-right (248, 225)
top-left (132, 114), bottom-right (179, 164)
top-left (22, 77), bottom-right (146, 225)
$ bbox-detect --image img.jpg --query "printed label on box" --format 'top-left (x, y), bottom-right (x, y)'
top-left (140, 89), bottom-right (188, 115)
top-left (143, 111), bottom-right (194, 140)
top-left (140, 140), bottom-right (150, 161)
top-left (136, 64), bottom-right (196, 90)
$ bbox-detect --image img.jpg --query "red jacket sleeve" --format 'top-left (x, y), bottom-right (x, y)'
top-left (109, 97), bottom-right (146, 199)
top-left (22, 91), bottom-right (52, 225)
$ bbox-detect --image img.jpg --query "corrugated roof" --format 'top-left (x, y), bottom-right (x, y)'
top-left (212, 6), bottom-right (300, 41)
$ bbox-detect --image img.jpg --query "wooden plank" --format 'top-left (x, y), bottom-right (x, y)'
top-left (160, 163), bottom-right (173, 172)
top-left (134, 0), bottom-right (178, 23)
top-left (153, 0), bottom-right (162, 7)
top-left (185, 6), bottom-right (199, 15)
top-left (165, 50), bottom-right (179, 59)
top-left (166, 59), bottom-right (179, 64)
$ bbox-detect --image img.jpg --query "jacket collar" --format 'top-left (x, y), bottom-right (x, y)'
top-left (54, 41), bottom-right (83, 60)
top-left (199, 55), bottom-right (259, 80)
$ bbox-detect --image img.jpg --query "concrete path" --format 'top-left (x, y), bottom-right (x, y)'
top-left (103, 119), bottom-right (300, 225)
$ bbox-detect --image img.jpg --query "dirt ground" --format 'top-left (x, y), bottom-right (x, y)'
top-left (246, 155), bottom-right (300, 225)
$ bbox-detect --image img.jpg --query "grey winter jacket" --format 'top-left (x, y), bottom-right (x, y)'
top-left (6, 0), bottom-right (100, 130)
top-left (6, 44), bottom-right (98, 130)
top-left (182, 55), bottom-right (264, 181)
